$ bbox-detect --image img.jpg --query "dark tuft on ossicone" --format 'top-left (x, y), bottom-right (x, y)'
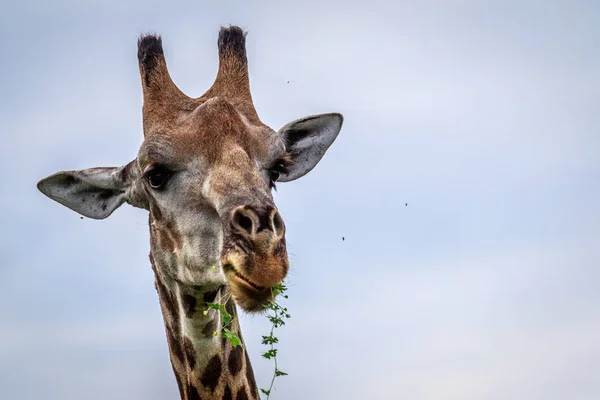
top-left (137, 34), bottom-right (163, 75)
top-left (218, 26), bottom-right (247, 62)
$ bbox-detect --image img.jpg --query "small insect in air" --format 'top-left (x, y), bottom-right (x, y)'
top-left (342, 237), bottom-right (345, 241)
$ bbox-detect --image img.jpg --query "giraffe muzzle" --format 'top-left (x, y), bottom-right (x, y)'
top-left (221, 204), bottom-right (289, 311)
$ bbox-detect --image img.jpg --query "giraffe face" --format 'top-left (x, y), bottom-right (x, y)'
top-left (36, 106), bottom-right (342, 313)
top-left (135, 98), bottom-right (292, 311)
top-left (37, 27), bottom-right (343, 312)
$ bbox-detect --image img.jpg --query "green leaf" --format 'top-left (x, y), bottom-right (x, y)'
top-left (261, 335), bottom-right (279, 345)
top-left (262, 349), bottom-right (277, 359)
top-left (271, 284), bottom-right (287, 297)
top-left (267, 315), bottom-right (284, 325)
top-left (275, 369), bottom-right (288, 377)
top-left (205, 302), bottom-right (225, 313)
top-left (221, 312), bottom-right (233, 326)
top-left (223, 329), bottom-right (242, 348)
top-left (260, 388), bottom-right (271, 396)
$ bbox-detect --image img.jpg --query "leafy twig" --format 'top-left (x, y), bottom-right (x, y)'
top-left (204, 291), bottom-right (243, 348)
top-left (260, 284), bottom-right (291, 399)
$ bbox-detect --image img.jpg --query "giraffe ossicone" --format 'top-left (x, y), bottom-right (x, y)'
top-left (38, 26), bottom-right (343, 399)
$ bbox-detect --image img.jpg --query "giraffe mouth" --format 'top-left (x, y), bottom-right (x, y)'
top-left (220, 246), bottom-right (288, 312)
top-left (224, 264), bottom-right (267, 292)
top-left (223, 263), bottom-right (275, 312)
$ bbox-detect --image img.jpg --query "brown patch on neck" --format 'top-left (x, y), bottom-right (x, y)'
top-left (181, 294), bottom-right (197, 318)
top-left (186, 383), bottom-right (201, 400)
top-left (227, 344), bottom-right (243, 376)
top-left (151, 265), bottom-right (260, 398)
top-left (244, 350), bottom-right (259, 399)
top-left (149, 200), bottom-right (183, 253)
top-left (201, 317), bottom-right (218, 338)
top-left (200, 354), bottom-right (223, 392)
top-left (183, 337), bottom-right (197, 369)
top-left (151, 255), bottom-right (180, 332)
top-left (166, 326), bottom-right (185, 365)
top-left (204, 289), bottom-right (219, 303)
top-left (236, 387), bottom-right (250, 400)
top-left (223, 385), bottom-right (233, 400)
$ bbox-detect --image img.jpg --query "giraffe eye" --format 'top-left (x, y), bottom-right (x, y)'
top-left (145, 167), bottom-right (172, 190)
top-left (267, 161), bottom-right (287, 189)
top-left (268, 162), bottom-right (287, 181)
top-left (268, 170), bottom-right (280, 182)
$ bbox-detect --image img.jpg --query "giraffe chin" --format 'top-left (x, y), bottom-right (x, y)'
top-left (223, 265), bottom-right (278, 312)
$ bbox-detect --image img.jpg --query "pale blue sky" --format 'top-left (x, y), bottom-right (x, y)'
top-left (1, 1), bottom-right (599, 399)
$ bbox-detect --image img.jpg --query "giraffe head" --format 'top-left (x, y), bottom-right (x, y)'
top-left (37, 27), bottom-right (343, 312)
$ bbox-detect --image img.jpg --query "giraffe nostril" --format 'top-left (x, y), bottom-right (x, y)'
top-left (272, 210), bottom-right (285, 236)
top-left (233, 208), bottom-right (254, 235)
top-left (231, 205), bottom-right (284, 237)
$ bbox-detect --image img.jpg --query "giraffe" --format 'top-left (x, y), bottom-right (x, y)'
top-left (37, 26), bottom-right (343, 399)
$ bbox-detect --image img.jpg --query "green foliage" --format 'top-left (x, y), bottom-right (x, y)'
top-left (204, 294), bottom-right (242, 348)
top-left (205, 302), bottom-right (234, 326)
top-left (222, 328), bottom-right (242, 348)
top-left (262, 349), bottom-right (277, 359)
top-left (204, 284), bottom-right (291, 398)
top-left (260, 284), bottom-right (291, 399)
top-left (274, 369), bottom-right (288, 377)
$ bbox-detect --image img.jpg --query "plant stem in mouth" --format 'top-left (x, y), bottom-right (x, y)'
top-left (260, 284), bottom-right (290, 399)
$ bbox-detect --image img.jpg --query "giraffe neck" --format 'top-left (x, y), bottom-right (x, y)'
top-left (151, 257), bottom-right (259, 400)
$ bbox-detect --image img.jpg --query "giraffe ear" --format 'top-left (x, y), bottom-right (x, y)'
top-left (276, 113), bottom-right (343, 182)
top-left (37, 161), bottom-right (137, 219)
